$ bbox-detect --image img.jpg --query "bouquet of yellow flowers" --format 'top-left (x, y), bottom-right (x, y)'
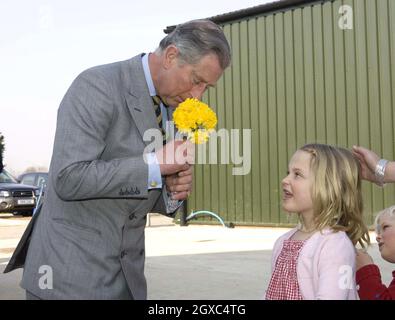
top-left (173, 98), bottom-right (217, 144)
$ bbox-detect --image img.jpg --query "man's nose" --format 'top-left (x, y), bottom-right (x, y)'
top-left (190, 84), bottom-right (207, 100)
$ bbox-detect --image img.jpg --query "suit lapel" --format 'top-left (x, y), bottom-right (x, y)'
top-left (125, 92), bottom-right (159, 146)
top-left (124, 55), bottom-right (160, 146)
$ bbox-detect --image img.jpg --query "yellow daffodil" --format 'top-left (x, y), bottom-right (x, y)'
top-left (173, 98), bottom-right (217, 144)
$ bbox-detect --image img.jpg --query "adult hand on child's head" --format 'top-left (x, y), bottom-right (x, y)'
top-left (352, 146), bottom-right (380, 184)
top-left (356, 249), bottom-right (374, 271)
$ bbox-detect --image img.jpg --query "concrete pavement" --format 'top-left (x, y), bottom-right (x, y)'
top-left (0, 213), bottom-right (393, 300)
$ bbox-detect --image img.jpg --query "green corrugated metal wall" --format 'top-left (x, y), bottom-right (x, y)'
top-left (187, 0), bottom-right (395, 227)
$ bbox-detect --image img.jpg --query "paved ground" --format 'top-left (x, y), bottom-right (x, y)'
top-left (0, 213), bottom-right (393, 300)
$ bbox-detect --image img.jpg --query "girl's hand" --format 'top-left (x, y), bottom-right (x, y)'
top-left (356, 249), bottom-right (374, 271)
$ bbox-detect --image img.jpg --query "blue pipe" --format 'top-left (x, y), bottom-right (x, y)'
top-left (186, 210), bottom-right (229, 228)
top-left (33, 184), bottom-right (45, 216)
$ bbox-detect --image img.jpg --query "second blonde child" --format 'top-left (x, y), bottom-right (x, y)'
top-left (356, 205), bottom-right (395, 299)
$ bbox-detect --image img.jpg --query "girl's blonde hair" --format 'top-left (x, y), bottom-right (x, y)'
top-left (374, 205), bottom-right (395, 234)
top-left (300, 143), bottom-right (370, 248)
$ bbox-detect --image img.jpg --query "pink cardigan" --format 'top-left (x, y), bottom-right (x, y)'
top-left (267, 228), bottom-right (358, 300)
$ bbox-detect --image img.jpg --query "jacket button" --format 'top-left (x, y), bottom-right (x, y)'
top-left (129, 213), bottom-right (136, 220)
top-left (139, 249), bottom-right (144, 256)
top-left (120, 250), bottom-right (127, 258)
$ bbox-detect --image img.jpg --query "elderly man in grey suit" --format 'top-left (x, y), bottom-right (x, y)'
top-left (11, 19), bottom-right (231, 299)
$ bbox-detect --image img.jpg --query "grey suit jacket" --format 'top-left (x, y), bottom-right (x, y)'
top-left (12, 55), bottom-right (174, 299)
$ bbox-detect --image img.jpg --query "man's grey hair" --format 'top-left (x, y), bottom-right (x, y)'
top-left (374, 205), bottom-right (395, 233)
top-left (157, 19), bottom-right (231, 70)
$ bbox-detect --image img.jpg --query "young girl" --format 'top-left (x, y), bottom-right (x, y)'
top-left (356, 205), bottom-right (395, 299)
top-left (266, 143), bottom-right (370, 300)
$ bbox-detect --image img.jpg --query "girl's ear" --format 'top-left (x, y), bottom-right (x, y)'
top-left (163, 45), bottom-right (179, 69)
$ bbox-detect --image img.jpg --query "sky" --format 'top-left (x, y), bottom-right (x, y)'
top-left (0, 0), bottom-right (272, 176)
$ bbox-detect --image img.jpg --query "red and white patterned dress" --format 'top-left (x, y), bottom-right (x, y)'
top-left (266, 239), bottom-right (306, 300)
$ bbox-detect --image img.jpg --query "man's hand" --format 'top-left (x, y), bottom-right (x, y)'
top-left (165, 165), bottom-right (194, 201)
top-left (356, 249), bottom-right (374, 271)
top-left (156, 139), bottom-right (195, 176)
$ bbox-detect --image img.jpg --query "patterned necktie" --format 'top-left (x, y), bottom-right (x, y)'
top-left (152, 95), bottom-right (166, 144)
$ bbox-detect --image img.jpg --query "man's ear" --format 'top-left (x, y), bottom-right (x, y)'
top-left (163, 45), bottom-right (179, 69)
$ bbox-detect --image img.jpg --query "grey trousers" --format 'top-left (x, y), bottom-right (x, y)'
top-left (26, 291), bottom-right (42, 300)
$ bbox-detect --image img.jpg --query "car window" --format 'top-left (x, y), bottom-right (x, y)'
top-left (21, 174), bottom-right (35, 186)
top-left (0, 170), bottom-right (17, 183)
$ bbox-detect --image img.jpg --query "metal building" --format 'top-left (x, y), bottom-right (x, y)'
top-left (168, 0), bottom-right (395, 227)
